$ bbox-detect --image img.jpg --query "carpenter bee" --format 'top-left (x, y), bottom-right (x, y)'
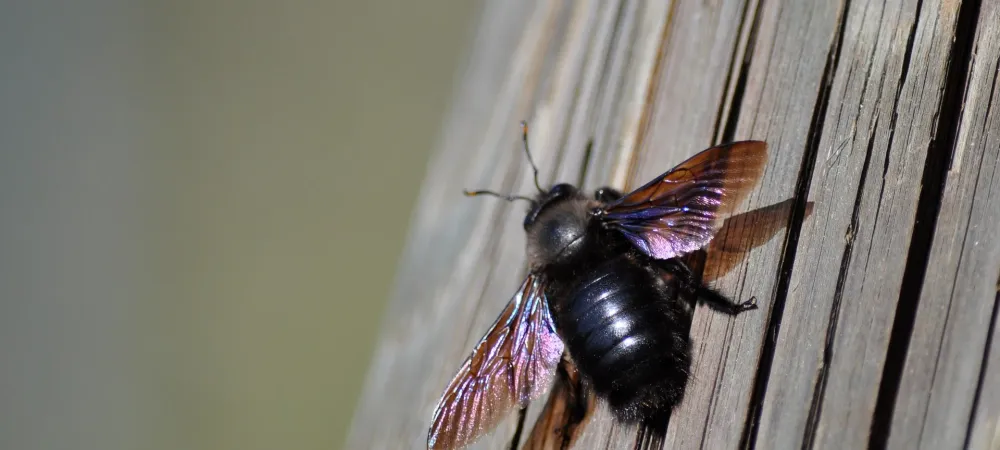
top-left (428, 122), bottom-right (768, 449)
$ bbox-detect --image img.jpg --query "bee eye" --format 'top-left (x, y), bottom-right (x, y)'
top-left (549, 183), bottom-right (575, 197)
top-left (523, 209), bottom-right (539, 229)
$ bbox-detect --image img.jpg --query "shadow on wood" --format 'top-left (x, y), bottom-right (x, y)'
top-left (705, 199), bottom-right (815, 283)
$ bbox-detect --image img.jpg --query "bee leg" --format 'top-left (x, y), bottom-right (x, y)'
top-left (556, 360), bottom-right (591, 446)
top-left (522, 357), bottom-right (593, 450)
top-left (657, 258), bottom-right (757, 315)
top-left (594, 187), bottom-right (623, 202)
top-left (695, 285), bottom-right (758, 315)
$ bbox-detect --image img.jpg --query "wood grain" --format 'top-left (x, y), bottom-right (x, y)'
top-left (662, 0), bottom-right (846, 448)
top-left (755, 0), bottom-right (962, 448)
top-left (349, 0), bottom-right (998, 448)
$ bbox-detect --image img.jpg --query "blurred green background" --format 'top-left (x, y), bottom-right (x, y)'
top-left (0, 1), bottom-right (479, 449)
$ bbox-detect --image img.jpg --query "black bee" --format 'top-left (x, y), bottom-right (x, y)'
top-left (428, 123), bottom-right (768, 449)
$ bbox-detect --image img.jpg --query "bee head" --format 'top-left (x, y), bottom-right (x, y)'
top-left (524, 183), bottom-right (591, 268)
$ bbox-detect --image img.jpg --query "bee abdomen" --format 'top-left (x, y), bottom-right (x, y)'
top-left (557, 256), bottom-right (692, 423)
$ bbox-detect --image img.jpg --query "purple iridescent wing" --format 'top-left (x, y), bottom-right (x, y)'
top-left (427, 273), bottom-right (564, 450)
top-left (599, 141), bottom-right (767, 260)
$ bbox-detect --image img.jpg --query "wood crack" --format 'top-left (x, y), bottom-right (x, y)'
top-left (741, 1), bottom-right (854, 448)
top-left (715, 0), bottom-right (766, 145)
top-left (805, 111), bottom-right (879, 449)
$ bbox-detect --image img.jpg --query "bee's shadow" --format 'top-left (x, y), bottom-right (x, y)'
top-left (703, 198), bottom-right (815, 283)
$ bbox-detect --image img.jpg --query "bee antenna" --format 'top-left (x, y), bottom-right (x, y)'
top-left (520, 121), bottom-right (545, 194)
top-left (463, 189), bottom-right (534, 203)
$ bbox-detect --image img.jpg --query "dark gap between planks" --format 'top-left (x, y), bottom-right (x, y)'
top-left (711, 0), bottom-right (760, 145)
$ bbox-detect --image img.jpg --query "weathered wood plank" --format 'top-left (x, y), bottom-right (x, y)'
top-left (580, 0), bottom-right (672, 191)
top-left (664, 0), bottom-right (847, 448)
top-left (755, 0), bottom-right (962, 448)
top-left (889, 1), bottom-right (1000, 448)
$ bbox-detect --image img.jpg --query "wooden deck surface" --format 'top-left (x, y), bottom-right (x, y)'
top-left (348, 0), bottom-right (1000, 448)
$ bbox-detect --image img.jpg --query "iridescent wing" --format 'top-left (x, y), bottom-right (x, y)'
top-left (427, 273), bottom-right (564, 450)
top-left (598, 141), bottom-right (767, 260)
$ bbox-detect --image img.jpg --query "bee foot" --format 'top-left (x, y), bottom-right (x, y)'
top-left (738, 296), bottom-right (758, 312)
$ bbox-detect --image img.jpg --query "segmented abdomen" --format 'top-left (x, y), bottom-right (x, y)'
top-left (555, 255), bottom-right (692, 422)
